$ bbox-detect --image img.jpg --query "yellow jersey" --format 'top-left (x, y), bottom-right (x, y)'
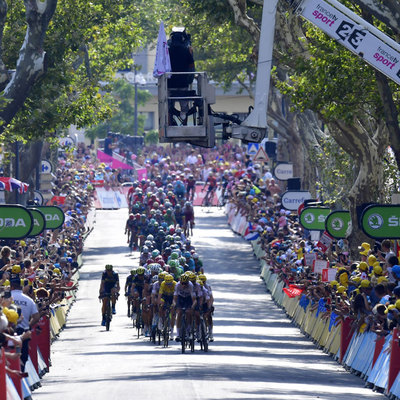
top-left (159, 280), bottom-right (176, 296)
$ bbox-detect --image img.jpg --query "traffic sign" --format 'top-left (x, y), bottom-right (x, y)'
top-left (253, 146), bottom-right (269, 162)
top-left (41, 160), bottom-right (53, 174)
top-left (33, 190), bottom-right (44, 206)
top-left (247, 143), bottom-right (259, 155)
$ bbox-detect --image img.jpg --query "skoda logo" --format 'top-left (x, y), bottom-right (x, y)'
top-left (367, 213), bottom-right (384, 230)
top-left (304, 213), bottom-right (315, 224)
top-left (331, 217), bottom-right (343, 231)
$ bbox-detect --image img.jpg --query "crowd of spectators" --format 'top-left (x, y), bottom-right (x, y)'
top-left (0, 143), bottom-right (102, 377)
top-left (227, 163), bottom-right (400, 337)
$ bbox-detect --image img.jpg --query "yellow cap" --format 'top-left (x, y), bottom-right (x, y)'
top-left (330, 280), bottom-right (338, 287)
top-left (360, 279), bottom-right (371, 288)
top-left (337, 285), bottom-right (346, 294)
top-left (358, 262), bottom-right (368, 271)
top-left (11, 265), bottom-right (21, 274)
top-left (373, 265), bottom-right (383, 275)
top-left (377, 276), bottom-right (388, 284)
top-left (368, 255), bottom-right (377, 266)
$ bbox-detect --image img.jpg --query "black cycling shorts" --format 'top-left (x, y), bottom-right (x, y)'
top-left (177, 295), bottom-right (193, 309)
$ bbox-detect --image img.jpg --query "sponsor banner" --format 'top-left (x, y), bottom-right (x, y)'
top-left (322, 268), bottom-right (337, 282)
top-left (0, 205), bottom-right (33, 239)
top-left (283, 284), bottom-right (304, 298)
top-left (300, 207), bottom-right (331, 231)
top-left (301, 0), bottom-right (400, 86)
top-left (313, 259), bottom-right (329, 274)
top-left (274, 163), bottom-right (293, 181)
top-left (35, 206), bottom-right (65, 230)
top-left (304, 252), bottom-right (317, 266)
top-left (281, 191), bottom-right (312, 211)
top-left (48, 195), bottom-right (66, 206)
top-left (28, 208), bottom-right (46, 237)
top-left (361, 204), bottom-right (400, 239)
top-left (325, 210), bottom-right (351, 238)
top-left (317, 231), bottom-right (334, 253)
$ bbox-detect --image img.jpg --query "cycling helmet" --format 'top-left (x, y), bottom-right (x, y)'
top-left (158, 188), bottom-right (164, 193)
top-left (152, 275), bottom-right (159, 282)
top-left (150, 209), bottom-right (156, 215)
top-left (158, 271), bottom-right (166, 281)
top-left (105, 264), bottom-right (113, 270)
top-left (183, 251), bottom-right (191, 258)
top-left (198, 274), bottom-right (207, 282)
top-left (151, 249), bottom-right (160, 258)
top-left (192, 253), bottom-right (199, 259)
top-left (142, 246), bottom-right (149, 253)
top-left (164, 274), bottom-right (174, 283)
top-left (150, 263), bottom-right (160, 273)
top-left (170, 252), bottom-right (179, 260)
top-left (185, 201), bottom-right (191, 207)
top-left (168, 260), bottom-right (178, 268)
top-left (188, 272), bottom-right (196, 282)
top-left (169, 226), bottom-right (175, 234)
top-left (197, 279), bottom-right (204, 286)
top-left (136, 267), bottom-right (145, 275)
top-left (144, 240), bottom-right (152, 247)
top-left (130, 269), bottom-right (137, 275)
top-left (147, 234), bottom-right (154, 241)
top-left (129, 214), bottom-right (134, 219)
top-left (180, 274), bottom-right (189, 283)
top-left (175, 227), bottom-right (182, 234)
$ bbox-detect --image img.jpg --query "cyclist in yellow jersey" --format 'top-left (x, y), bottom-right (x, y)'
top-left (158, 274), bottom-right (177, 338)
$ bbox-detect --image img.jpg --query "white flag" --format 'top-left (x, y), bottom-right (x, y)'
top-left (153, 21), bottom-right (171, 78)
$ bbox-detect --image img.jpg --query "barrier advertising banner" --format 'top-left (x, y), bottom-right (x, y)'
top-left (0, 205), bottom-right (33, 239)
top-left (281, 191), bottom-right (312, 211)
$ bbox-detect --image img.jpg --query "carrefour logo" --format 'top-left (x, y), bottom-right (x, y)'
top-left (367, 213), bottom-right (384, 229)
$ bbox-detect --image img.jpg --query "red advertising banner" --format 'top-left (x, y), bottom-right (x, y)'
top-left (36, 316), bottom-right (51, 369)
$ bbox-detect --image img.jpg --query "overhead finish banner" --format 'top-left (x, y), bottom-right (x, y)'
top-left (35, 206), bottom-right (65, 230)
top-left (299, 0), bottom-right (400, 86)
top-left (325, 210), bottom-right (351, 239)
top-left (0, 205), bottom-right (33, 239)
top-left (27, 208), bottom-right (46, 237)
top-left (361, 205), bottom-right (400, 239)
top-left (300, 207), bottom-right (331, 231)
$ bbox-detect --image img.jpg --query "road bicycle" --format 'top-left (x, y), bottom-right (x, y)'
top-left (198, 311), bottom-right (209, 352)
top-left (180, 307), bottom-right (195, 354)
top-left (201, 187), bottom-right (217, 208)
top-left (99, 293), bottom-right (112, 331)
top-left (162, 303), bottom-right (172, 348)
top-left (134, 297), bottom-right (143, 338)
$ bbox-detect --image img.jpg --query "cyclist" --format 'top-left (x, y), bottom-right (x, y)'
top-left (131, 266), bottom-right (151, 335)
top-left (158, 273), bottom-right (177, 338)
top-left (151, 271), bottom-right (165, 331)
top-left (125, 214), bottom-right (138, 253)
top-left (183, 201), bottom-right (195, 237)
top-left (174, 179), bottom-right (186, 200)
top-left (186, 174), bottom-right (196, 201)
top-left (199, 274), bottom-right (214, 341)
top-left (172, 274), bottom-right (196, 341)
top-left (99, 264), bottom-right (120, 326)
top-left (202, 172), bottom-right (218, 205)
top-left (125, 268), bottom-right (136, 317)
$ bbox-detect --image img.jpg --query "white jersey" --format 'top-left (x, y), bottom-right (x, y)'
top-left (11, 289), bottom-right (38, 330)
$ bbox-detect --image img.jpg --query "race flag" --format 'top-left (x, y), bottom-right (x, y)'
top-left (244, 222), bottom-right (260, 241)
top-left (283, 284), bottom-right (304, 298)
top-left (153, 21), bottom-right (171, 78)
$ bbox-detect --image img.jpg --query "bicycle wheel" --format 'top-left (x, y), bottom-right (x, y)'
top-left (136, 305), bottom-right (142, 339)
top-left (105, 298), bottom-right (111, 331)
top-left (200, 319), bottom-right (208, 352)
top-left (181, 315), bottom-right (186, 354)
top-left (163, 313), bottom-right (170, 348)
top-left (190, 320), bottom-right (195, 353)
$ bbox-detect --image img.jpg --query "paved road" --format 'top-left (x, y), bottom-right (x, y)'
top-left (35, 208), bottom-right (383, 400)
